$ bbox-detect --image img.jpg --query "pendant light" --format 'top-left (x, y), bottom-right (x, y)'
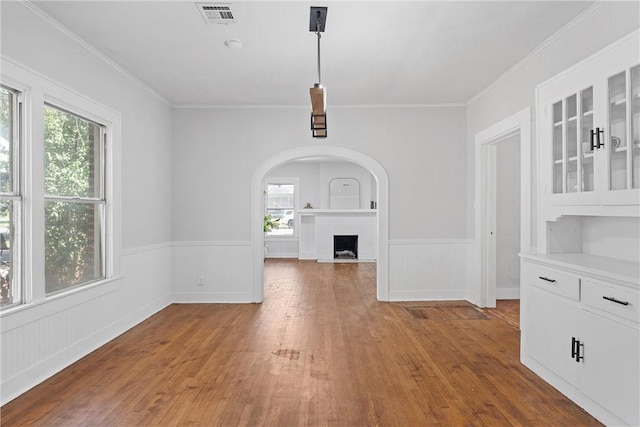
top-left (310, 7), bottom-right (328, 138)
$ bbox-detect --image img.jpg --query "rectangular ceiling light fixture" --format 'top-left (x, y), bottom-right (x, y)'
top-left (196, 3), bottom-right (236, 24)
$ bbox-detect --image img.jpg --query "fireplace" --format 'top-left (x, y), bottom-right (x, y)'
top-left (334, 235), bottom-right (358, 259)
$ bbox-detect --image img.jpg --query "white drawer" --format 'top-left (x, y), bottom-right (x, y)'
top-left (582, 280), bottom-right (639, 323)
top-left (524, 262), bottom-right (580, 301)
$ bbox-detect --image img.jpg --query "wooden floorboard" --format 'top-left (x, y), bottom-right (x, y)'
top-left (482, 300), bottom-right (521, 329)
top-left (1, 259), bottom-right (600, 426)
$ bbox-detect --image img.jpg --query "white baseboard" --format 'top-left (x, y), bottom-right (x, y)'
top-left (172, 292), bottom-right (254, 303)
top-left (496, 287), bottom-right (520, 299)
top-left (388, 289), bottom-right (467, 302)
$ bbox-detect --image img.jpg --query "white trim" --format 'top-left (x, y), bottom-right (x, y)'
top-left (172, 103), bottom-right (466, 110)
top-left (389, 289), bottom-right (467, 302)
top-left (172, 292), bottom-right (254, 304)
top-left (496, 287), bottom-right (520, 300)
top-left (473, 107), bottom-right (532, 308)
top-left (172, 240), bottom-right (252, 247)
top-left (467, 1), bottom-right (604, 105)
top-left (20, 1), bottom-right (171, 106)
top-left (389, 239), bottom-right (471, 245)
top-left (122, 242), bottom-right (172, 257)
top-left (0, 276), bottom-right (121, 329)
top-left (252, 146), bottom-right (390, 302)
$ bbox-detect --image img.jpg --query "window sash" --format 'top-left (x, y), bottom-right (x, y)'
top-left (0, 85), bottom-right (22, 309)
top-left (43, 104), bottom-right (105, 200)
top-left (44, 200), bottom-right (105, 294)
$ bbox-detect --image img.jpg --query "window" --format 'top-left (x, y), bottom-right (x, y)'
top-left (44, 105), bottom-right (106, 294)
top-left (1, 63), bottom-right (119, 313)
top-left (265, 180), bottom-right (298, 237)
top-left (0, 85), bottom-right (22, 307)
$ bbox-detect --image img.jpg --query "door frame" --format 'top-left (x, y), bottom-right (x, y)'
top-left (473, 107), bottom-right (531, 307)
top-left (251, 146), bottom-right (389, 303)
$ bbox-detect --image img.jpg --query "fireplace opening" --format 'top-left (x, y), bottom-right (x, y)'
top-left (334, 235), bottom-right (358, 259)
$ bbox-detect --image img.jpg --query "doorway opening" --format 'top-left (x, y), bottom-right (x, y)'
top-left (474, 108), bottom-right (531, 308)
top-left (252, 146), bottom-right (389, 303)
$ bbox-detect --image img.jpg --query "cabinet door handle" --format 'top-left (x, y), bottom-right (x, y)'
top-left (576, 340), bottom-right (584, 362)
top-left (595, 127), bottom-right (604, 149)
top-left (572, 337), bottom-right (584, 362)
top-left (590, 129), bottom-right (596, 151)
top-left (603, 296), bottom-right (629, 306)
top-left (539, 276), bottom-right (556, 283)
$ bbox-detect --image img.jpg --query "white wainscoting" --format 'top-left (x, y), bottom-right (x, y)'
top-left (388, 239), bottom-right (471, 301)
top-left (172, 241), bottom-right (254, 303)
top-left (0, 243), bottom-right (173, 405)
top-left (264, 238), bottom-right (299, 259)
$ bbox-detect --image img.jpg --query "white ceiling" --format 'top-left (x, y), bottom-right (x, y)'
top-left (31, 0), bottom-right (595, 107)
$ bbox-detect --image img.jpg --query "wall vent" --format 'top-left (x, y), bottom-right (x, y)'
top-left (196, 3), bottom-right (236, 24)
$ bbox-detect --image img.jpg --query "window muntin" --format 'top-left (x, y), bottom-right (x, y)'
top-left (266, 183), bottom-right (295, 237)
top-left (0, 85), bottom-right (22, 308)
top-left (44, 104), bottom-right (105, 294)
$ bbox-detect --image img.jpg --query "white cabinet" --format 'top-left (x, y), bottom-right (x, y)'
top-left (521, 256), bottom-right (640, 426)
top-left (537, 32), bottom-right (640, 216)
top-left (527, 285), bottom-right (579, 385)
top-left (580, 309), bottom-right (639, 426)
top-left (527, 31), bottom-right (640, 426)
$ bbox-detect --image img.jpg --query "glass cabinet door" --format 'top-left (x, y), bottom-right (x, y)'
top-left (566, 94), bottom-right (578, 193)
top-left (608, 64), bottom-right (640, 191)
top-left (632, 65), bottom-right (640, 189)
top-left (552, 101), bottom-right (563, 193)
top-left (551, 88), bottom-right (594, 195)
top-left (580, 87), bottom-right (595, 192)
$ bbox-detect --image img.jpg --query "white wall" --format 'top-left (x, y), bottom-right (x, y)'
top-left (0, 3), bottom-right (173, 404)
top-left (171, 106), bottom-right (470, 301)
top-left (496, 134), bottom-right (521, 298)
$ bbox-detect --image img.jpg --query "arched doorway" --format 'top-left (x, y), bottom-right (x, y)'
top-left (251, 146), bottom-right (389, 302)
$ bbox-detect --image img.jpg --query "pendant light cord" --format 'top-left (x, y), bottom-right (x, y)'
top-left (316, 17), bottom-right (322, 85)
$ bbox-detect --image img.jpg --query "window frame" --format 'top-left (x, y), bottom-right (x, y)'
top-left (264, 177), bottom-right (299, 239)
top-left (43, 103), bottom-right (108, 294)
top-left (0, 84), bottom-right (24, 309)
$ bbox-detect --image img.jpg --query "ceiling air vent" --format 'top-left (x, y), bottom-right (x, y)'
top-left (196, 3), bottom-right (236, 25)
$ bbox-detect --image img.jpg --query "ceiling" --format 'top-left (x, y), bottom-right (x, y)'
top-left (31, 1), bottom-right (595, 107)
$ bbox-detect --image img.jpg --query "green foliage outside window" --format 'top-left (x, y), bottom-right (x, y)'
top-left (44, 106), bottom-right (102, 293)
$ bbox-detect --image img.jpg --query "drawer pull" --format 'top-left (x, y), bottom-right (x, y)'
top-left (538, 276), bottom-right (556, 283)
top-left (602, 296), bottom-right (629, 306)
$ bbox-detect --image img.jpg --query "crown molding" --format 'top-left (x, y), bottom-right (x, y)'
top-left (172, 103), bottom-right (466, 110)
top-left (466, 0), bottom-right (604, 106)
top-left (20, 0), bottom-right (172, 106)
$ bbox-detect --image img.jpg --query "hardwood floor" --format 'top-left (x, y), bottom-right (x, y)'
top-left (482, 299), bottom-right (520, 329)
top-left (1, 259), bottom-right (600, 426)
